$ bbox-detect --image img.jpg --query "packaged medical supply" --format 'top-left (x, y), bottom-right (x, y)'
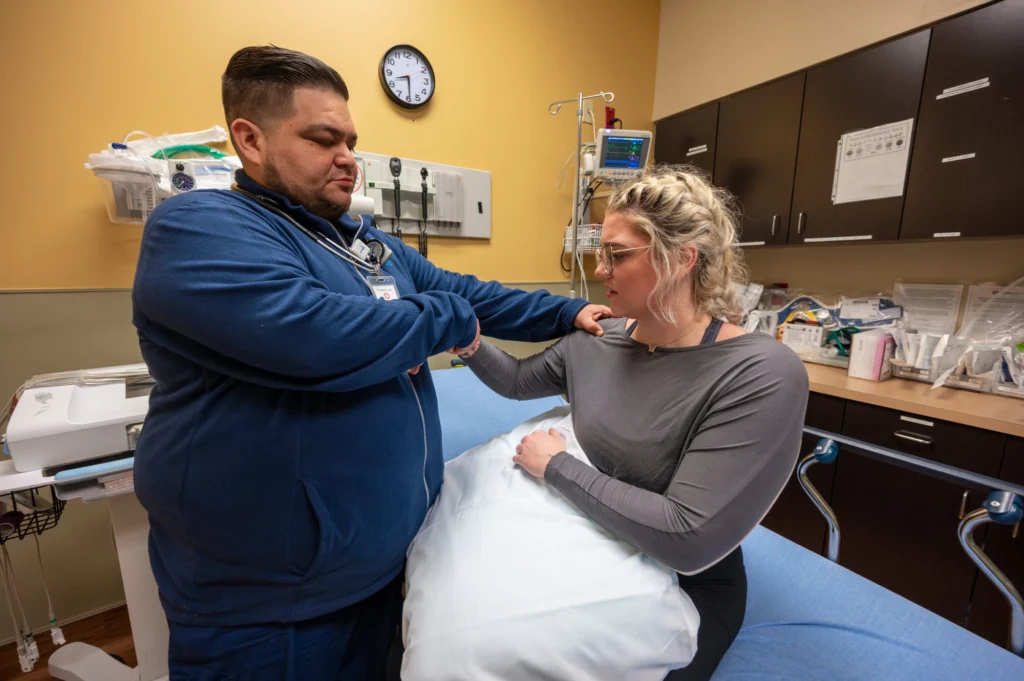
top-left (892, 330), bottom-right (948, 381)
top-left (849, 329), bottom-right (896, 382)
top-left (744, 309), bottom-right (777, 337)
top-left (755, 289), bottom-right (837, 338)
top-left (85, 127), bottom-right (240, 224)
top-left (836, 295), bottom-right (903, 328)
top-left (752, 289), bottom-right (904, 369)
top-left (932, 277), bottom-right (1024, 393)
top-left (403, 408), bottom-right (699, 681)
top-left (781, 323), bottom-right (824, 355)
top-left (733, 282), bottom-right (764, 327)
top-left (994, 342), bottom-right (1024, 399)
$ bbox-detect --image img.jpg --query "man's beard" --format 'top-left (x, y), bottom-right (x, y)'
top-left (264, 157), bottom-right (347, 222)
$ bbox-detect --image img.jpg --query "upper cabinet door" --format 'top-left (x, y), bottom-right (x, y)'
top-left (654, 102), bottom-right (719, 177)
top-left (790, 31), bottom-right (930, 244)
top-left (901, 0), bottom-right (1024, 240)
top-left (715, 73), bottom-right (805, 246)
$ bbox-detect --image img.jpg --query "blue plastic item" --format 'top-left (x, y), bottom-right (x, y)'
top-left (813, 438), bottom-right (839, 464)
top-left (52, 457), bottom-right (134, 484)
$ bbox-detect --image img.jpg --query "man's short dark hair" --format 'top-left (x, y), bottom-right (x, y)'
top-left (222, 46), bottom-right (349, 132)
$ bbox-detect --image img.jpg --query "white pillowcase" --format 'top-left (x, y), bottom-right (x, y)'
top-left (403, 406), bottom-right (699, 681)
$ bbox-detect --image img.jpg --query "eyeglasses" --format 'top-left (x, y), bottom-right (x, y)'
top-left (594, 244), bottom-right (650, 276)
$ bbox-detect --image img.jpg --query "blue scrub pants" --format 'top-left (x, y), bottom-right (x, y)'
top-left (167, 575), bottom-right (403, 681)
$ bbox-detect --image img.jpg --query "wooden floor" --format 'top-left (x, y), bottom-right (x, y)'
top-left (0, 606), bottom-right (135, 681)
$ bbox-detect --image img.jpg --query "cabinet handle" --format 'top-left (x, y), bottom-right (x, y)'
top-left (797, 212), bottom-right (806, 235)
top-left (959, 490), bottom-right (969, 520)
top-left (771, 214), bottom-right (780, 237)
top-left (894, 430), bottom-right (932, 446)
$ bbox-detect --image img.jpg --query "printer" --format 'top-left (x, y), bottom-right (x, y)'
top-left (3, 364), bottom-right (151, 473)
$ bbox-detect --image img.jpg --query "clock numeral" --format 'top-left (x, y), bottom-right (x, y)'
top-left (406, 95), bottom-right (412, 102)
top-left (404, 51), bottom-right (412, 59)
top-left (388, 58), bottom-right (395, 65)
top-left (423, 80), bottom-right (430, 87)
top-left (421, 67), bottom-right (427, 73)
top-left (385, 69), bottom-right (392, 76)
top-left (415, 94), bottom-right (421, 102)
top-left (388, 80), bottom-right (395, 88)
top-left (421, 89), bottom-right (427, 95)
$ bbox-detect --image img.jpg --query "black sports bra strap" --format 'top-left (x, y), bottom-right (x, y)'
top-left (700, 318), bottom-right (723, 345)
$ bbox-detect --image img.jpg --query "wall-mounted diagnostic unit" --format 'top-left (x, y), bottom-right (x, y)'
top-left (354, 152), bottom-right (491, 240)
top-left (594, 129), bottom-right (652, 182)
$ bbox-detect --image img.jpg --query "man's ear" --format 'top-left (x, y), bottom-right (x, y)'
top-left (230, 118), bottom-right (265, 168)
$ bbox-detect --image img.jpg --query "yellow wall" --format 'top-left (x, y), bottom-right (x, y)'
top-left (653, 0), bottom-right (988, 120)
top-left (0, 0), bottom-right (661, 291)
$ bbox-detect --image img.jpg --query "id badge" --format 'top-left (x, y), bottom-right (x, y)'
top-left (367, 275), bottom-right (400, 301)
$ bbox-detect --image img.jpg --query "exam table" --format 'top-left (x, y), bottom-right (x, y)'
top-left (432, 367), bottom-right (1024, 681)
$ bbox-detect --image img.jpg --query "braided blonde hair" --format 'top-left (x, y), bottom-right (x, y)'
top-left (605, 164), bottom-right (748, 325)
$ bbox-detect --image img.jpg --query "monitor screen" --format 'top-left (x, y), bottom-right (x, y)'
top-left (599, 135), bottom-right (649, 169)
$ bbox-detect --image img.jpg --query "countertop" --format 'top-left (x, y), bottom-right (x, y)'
top-left (805, 364), bottom-right (1024, 438)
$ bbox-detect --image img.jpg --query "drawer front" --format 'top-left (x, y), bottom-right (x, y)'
top-left (833, 400), bottom-right (1006, 627)
top-left (805, 392), bottom-right (845, 431)
top-left (840, 400), bottom-right (1005, 477)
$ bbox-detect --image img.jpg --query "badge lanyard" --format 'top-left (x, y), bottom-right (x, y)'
top-left (232, 187), bottom-right (400, 300)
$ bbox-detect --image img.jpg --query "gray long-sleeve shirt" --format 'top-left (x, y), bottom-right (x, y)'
top-left (466, 318), bottom-right (809, 575)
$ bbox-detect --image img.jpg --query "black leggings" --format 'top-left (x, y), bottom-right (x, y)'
top-left (666, 546), bottom-right (747, 681)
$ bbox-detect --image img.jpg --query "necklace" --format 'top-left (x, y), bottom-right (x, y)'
top-left (635, 315), bottom-right (708, 353)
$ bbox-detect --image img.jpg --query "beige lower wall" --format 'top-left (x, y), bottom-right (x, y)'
top-left (0, 290), bottom-right (145, 645)
top-left (0, 283), bottom-right (601, 644)
top-left (743, 237), bottom-right (1024, 300)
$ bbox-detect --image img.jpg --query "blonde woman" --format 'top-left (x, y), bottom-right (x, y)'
top-left (459, 165), bottom-right (809, 680)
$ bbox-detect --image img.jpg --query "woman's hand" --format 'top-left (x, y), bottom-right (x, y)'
top-left (448, 320), bottom-right (482, 359)
top-left (514, 429), bottom-right (566, 478)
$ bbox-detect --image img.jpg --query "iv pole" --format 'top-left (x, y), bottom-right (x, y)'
top-left (549, 91), bottom-right (614, 298)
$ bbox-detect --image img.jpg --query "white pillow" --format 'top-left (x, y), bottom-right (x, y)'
top-left (403, 406), bottom-right (699, 681)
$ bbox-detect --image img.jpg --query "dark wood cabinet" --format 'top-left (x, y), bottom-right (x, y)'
top-left (714, 73), bottom-right (805, 246)
top-left (789, 31), bottom-right (930, 243)
top-left (901, 0), bottom-right (1024, 240)
top-left (654, 102), bottom-right (718, 176)
top-left (967, 436), bottom-right (1024, 646)
top-left (760, 387), bottom-right (1022, 640)
top-left (761, 392), bottom-right (843, 554)
top-left (830, 401), bottom-right (1006, 626)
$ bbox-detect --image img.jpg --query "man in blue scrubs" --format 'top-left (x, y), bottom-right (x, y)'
top-left (131, 45), bottom-right (609, 680)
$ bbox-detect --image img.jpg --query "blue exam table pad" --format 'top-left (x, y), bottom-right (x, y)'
top-left (431, 367), bottom-right (1024, 680)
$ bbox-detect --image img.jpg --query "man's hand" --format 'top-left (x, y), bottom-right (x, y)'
top-left (448, 320), bottom-right (482, 359)
top-left (574, 304), bottom-right (614, 337)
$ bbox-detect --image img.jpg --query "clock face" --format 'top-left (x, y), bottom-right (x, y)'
top-left (380, 44), bottom-right (435, 109)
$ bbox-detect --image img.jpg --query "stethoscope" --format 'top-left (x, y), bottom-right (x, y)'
top-left (231, 186), bottom-right (391, 277)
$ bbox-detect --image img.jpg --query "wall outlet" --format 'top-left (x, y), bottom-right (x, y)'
top-left (583, 98), bottom-right (596, 127)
